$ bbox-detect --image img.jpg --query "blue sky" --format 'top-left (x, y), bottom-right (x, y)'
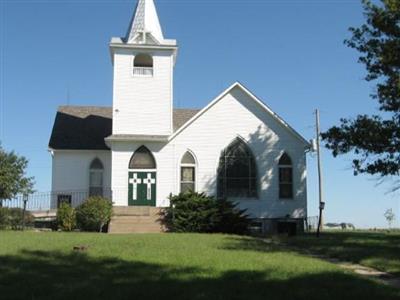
top-left (0, 0), bottom-right (398, 228)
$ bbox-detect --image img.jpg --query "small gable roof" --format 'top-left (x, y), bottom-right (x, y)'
top-left (49, 106), bottom-right (199, 150)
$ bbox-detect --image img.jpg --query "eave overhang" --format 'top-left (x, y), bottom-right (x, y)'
top-left (105, 134), bottom-right (170, 143)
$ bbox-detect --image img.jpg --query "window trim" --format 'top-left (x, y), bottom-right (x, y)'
top-left (89, 158), bottom-right (104, 197)
top-left (133, 53), bottom-right (154, 78)
top-left (278, 153), bottom-right (294, 200)
top-left (217, 137), bottom-right (258, 199)
top-left (57, 194), bottom-right (72, 208)
top-left (129, 146), bottom-right (157, 170)
top-left (179, 150), bottom-right (197, 193)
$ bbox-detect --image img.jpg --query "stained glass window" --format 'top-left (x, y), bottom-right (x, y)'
top-left (129, 146), bottom-right (156, 169)
top-left (278, 153), bottom-right (293, 199)
top-left (217, 138), bottom-right (257, 198)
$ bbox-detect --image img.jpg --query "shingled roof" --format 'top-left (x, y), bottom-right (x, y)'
top-left (49, 106), bottom-right (199, 150)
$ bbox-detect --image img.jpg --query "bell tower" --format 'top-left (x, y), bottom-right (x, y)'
top-left (110, 0), bottom-right (177, 137)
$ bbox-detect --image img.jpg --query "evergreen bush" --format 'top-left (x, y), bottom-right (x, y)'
top-left (162, 191), bottom-right (250, 234)
top-left (213, 198), bottom-right (250, 235)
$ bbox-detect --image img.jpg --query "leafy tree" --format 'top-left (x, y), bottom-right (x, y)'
top-left (322, 0), bottom-right (400, 187)
top-left (0, 144), bottom-right (35, 205)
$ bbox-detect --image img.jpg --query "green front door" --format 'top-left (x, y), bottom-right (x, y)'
top-left (128, 172), bottom-right (156, 206)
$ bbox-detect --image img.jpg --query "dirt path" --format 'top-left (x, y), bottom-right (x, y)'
top-left (264, 238), bottom-right (400, 289)
top-left (309, 253), bottom-right (400, 289)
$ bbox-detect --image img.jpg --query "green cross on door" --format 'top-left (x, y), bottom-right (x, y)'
top-left (128, 172), bottom-right (156, 206)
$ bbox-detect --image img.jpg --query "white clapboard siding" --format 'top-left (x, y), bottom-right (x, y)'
top-left (112, 49), bottom-right (173, 136)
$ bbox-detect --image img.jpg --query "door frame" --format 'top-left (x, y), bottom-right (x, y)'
top-left (128, 169), bottom-right (157, 207)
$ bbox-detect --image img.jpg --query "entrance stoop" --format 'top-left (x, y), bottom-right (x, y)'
top-left (108, 206), bottom-right (165, 234)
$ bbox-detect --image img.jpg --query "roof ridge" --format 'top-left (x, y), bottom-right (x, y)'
top-left (58, 105), bottom-right (111, 109)
top-left (58, 105), bottom-right (199, 111)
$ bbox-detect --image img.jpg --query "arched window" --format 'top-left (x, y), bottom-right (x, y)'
top-left (217, 138), bottom-right (257, 198)
top-left (180, 151), bottom-right (196, 193)
top-left (133, 54), bottom-right (153, 77)
top-left (278, 153), bottom-right (293, 199)
top-left (89, 158), bottom-right (104, 197)
top-left (129, 146), bottom-right (156, 169)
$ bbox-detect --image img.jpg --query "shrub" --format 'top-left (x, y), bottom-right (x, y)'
top-left (213, 199), bottom-right (250, 235)
top-left (0, 207), bottom-right (9, 229)
top-left (163, 192), bottom-right (219, 233)
top-left (0, 207), bottom-right (34, 230)
top-left (76, 196), bottom-right (113, 232)
top-left (162, 191), bottom-right (250, 234)
top-left (56, 202), bottom-right (76, 231)
top-left (8, 208), bottom-right (34, 230)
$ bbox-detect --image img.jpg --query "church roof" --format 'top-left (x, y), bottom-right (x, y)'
top-left (48, 106), bottom-right (199, 150)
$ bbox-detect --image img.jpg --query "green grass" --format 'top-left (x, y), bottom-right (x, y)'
top-left (279, 231), bottom-right (400, 276)
top-left (0, 231), bottom-right (399, 300)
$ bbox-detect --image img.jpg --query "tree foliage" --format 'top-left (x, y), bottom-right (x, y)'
top-left (0, 207), bottom-right (34, 230)
top-left (0, 144), bottom-right (34, 203)
top-left (56, 203), bottom-right (76, 232)
top-left (322, 0), bottom-right (400, 182)
top-left (162, 191), bottom-right (250, 234)
top-left (76, 196), bottom-right (113, 232)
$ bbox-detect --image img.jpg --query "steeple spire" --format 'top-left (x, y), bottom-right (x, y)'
top-left (126, 0), bottom-right (164, 44)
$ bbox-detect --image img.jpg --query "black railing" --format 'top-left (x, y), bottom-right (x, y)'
top-left (2, 188), bottom-right (112, 211)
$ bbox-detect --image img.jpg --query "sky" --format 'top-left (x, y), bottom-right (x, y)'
top-left (0, 0), bottom-right (398, 228)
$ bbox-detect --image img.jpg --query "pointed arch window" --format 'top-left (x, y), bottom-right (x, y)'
top-left (180, 151), bottom-right (196, 193)
top-left (129, 146), bottom-right (156, 169)
top-left (89, 158), bottom-right (104, 197)
top-left (279, 153), bottom-right (293, 199)
top-left (217, 138), bottom-right (257, 198)
top-left (133, 53), bottom-right (153, 77)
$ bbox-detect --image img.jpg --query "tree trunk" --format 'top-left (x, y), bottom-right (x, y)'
top-left (99, 222), bottom-right (104, 233)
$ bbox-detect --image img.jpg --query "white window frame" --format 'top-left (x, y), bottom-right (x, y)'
top-left (179, 151), bottom-right (197, 193)
top-left (89, 159), bottom-right (104, 197)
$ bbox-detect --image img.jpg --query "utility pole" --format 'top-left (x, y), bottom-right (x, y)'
top-left (315, 109), bottom-right (325, 238)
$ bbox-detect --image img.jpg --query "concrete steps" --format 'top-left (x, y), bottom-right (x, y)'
top-left (108, 206), bottom-right (164, 234)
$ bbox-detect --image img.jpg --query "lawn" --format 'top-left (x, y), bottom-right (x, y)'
top-left (0, 232), bottom-right (399, 300)
top-left (279, 231), bottom-right (400, 276)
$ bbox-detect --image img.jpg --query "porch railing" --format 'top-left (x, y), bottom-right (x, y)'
top-left (133, 67), bottom-right (153, 77)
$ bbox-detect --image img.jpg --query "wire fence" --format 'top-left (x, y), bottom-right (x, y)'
top-left (305, 216), bottom-right (319, 232)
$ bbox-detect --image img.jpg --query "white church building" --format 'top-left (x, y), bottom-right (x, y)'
top-left (49, 0), bottom-right (310, 233)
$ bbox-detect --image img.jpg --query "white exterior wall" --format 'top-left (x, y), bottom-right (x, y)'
top-left (51, 150), bottom-right (111, 208)
top-left (112, 48), bottom-right (173, 135)
top-left (110, 86), bottom-right (308, 219)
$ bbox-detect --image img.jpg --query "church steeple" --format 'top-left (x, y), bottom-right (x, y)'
top-left (110, 0), bottom-right (178, 137)
top-left (125, 0), bottom-right (166, 45)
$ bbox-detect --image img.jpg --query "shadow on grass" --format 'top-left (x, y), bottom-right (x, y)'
top-left (0, 248), bottom-right (399, 300)
top-left (219, 235), bottom-right (284, 253)
top-left (277, 232), bottom-right (400, 275)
